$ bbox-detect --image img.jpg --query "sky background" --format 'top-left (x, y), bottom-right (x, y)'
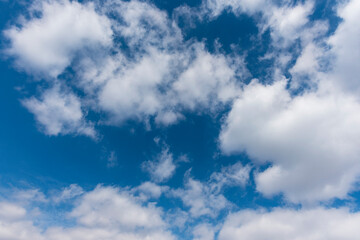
top-left (1, 0), bottom-right (360, 239)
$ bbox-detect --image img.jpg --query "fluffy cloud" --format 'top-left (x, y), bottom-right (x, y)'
top-left (4, 0), bottom-right (112, 77)
top-left (220, 79), bottom-right (360, 203)
top-left (135, 182), bottom-right (165, 199)
top-left (22, 86), bottom-right (96, 138)
top-left (0, 186), bottom-right (175, 240)
top-left (327, 0), bottom-right (360, 94)
top-left (5, 0), bottom-right (242, 134)
top-left (192, 223), bottom-right (215, 240)
top-left (2, 185), bottom-right (360, 240)
top-left (143, 147), bottom-right (176, 183)
top-left (0, 202), bottom-right (44, 240)
top-left (219, 0), bottom-right (360, 204)
top-left (69, 186), bottom-right (165, 230)
top-left (218, 207), bottom-right (360, 240)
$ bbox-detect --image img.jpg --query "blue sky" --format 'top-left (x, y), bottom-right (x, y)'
top-left (1, 0), bottom-right (360, 239)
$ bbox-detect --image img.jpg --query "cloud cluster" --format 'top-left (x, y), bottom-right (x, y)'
top-left (219, 208), bottom-right (360, 240)
top-left (5, 0), bottom-right (242, 136)
top-left (220, 79), bottom-right (360, 203)
top-left (217, 0), bottom-right (360, 204)
top-left (2, 184), bottom-right (360, 240)
top-left (22, 86), bottom-right (96, 137)
top-left (0, 185), bottom-right (175, 240)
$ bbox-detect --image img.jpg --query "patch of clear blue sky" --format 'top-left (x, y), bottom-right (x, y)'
top-left (0, 0), bottom-right (352, 216)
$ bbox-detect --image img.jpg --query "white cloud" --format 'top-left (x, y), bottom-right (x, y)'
top-left (94, 42), bottom-right (240, 125)
top-left (209, 162), bottom-right (251, 193)
top-left (22, 86), bottom-right (96, 138)
top-left (105, 0), bottom-right (181, 49)
top-left (135, 182), bottom-right (164, 199)
top-left (97, 49), bottom-right (173, 123)
top-left (0, 185), bottom-right (175, 240)
top-left (264, 1), bottom-right (314, 46)
top-left (0, 202), bottom-right (26, 221)
top-left (202, 0), bottom-right (268, 17)
top-left (143, 147), bottom-right (176, 183)
top-left (220, 79), bottom-right (360, 203)
top-left (53, 184), bottom-right (84, 203)
top-left (172, 163), bottom-right (249, 218)
top-left (5, 0), bottom-right (243, 135)
top-left (219, 0), bottom-right (360, 204)
top-left (193, 0), bottom-right (313, 47)
top-left (173, 49), bottom-right (238, 110)
top-left (172, 176), bottom-right (230, 218)
top-left (327, 0), bottom-right (360, 94)
top-left (193, 223), bottom-right (215, 240)
top-left (4, 0), bottom-right (112, 77)
top-left (2, 185), bottom-right (360, 240)
top-left (218, 207), bottom-right (360, 240)
top-left (69, 186), bottom-right (165, 229)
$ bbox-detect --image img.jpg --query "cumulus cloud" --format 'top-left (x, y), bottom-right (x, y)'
top-left (22, 86), bottom-right (96, 138)
top-left (5, 0), bottom-right (242, 134)
top-left (219, 0), bottom-right (360, 204)
top-left (0, 202), bottom-right (44, 240)
top-left (193, 223), bottom-right (215, 240)
top-left (327, 0), bottom-right (360, 94)
top-left (135, 182), bottom-right (165, 199)
top-left (3, 185), bottom-right (360, 240)
top-left (4, 0), bottom-right (112, 77)
top-left (143, 147), bottom-right (176, 183)
top-left (218, 207), bottom-right (360, 240)
top-left (0, 185), bottom-right (175, 240)
top-left (263, 1), bottom-right (314, 46)
top-left (220, 79), bottom-right (360, 203)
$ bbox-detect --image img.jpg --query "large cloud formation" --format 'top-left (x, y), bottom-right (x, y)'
top-left (4, 0), bottom-right (242, 135)
top-left (220, 79), bottom-right (360, 203)
top-left (2, 185), bottom-right (360, 240)
top-left (219, 0), bottom-right (360, 203)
